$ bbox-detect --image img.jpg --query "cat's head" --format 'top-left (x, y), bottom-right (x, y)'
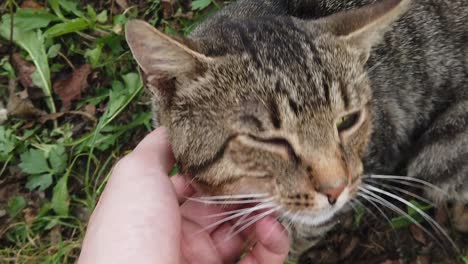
top-left (126, 0), bottom-right (411, 226)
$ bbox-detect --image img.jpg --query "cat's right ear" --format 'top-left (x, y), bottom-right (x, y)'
top-left (125, 20), bottom-right (211, 92)
top-left (314, 0), bottom-right (411, 62)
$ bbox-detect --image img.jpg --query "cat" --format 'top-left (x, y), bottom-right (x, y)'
top-left (125, 0), bottom-right (468, 261)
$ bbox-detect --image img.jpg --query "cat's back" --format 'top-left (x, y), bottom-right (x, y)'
top-left (191, 0), bottom-right (468, 50)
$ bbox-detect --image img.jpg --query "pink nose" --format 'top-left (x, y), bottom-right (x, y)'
top-left (320, 185), bottom-right (346, 205)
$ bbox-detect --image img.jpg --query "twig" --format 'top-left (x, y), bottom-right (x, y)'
top-left (58, 51), bottom-right (76, 71)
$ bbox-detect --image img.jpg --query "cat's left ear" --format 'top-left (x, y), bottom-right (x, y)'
top-left (315, 0), bottom-right (412, 62)
top-left (125, 20), bottom-right (211, 93)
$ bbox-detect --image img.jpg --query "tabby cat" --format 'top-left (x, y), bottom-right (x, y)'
top-left (125, 0), bottom-right (468, 260)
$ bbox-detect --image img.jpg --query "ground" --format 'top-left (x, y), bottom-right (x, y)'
top-left (0, 0), bottom-right (466, 263)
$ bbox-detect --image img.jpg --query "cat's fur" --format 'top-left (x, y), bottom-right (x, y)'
top-left (126, 0), bottom-right (468, 260)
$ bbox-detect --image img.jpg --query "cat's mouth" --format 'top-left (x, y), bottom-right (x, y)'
top-left (278, 187), bottom-right (352, 227)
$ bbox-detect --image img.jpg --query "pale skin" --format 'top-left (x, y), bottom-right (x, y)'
top-left (78, 128), bottom-right (290, 264)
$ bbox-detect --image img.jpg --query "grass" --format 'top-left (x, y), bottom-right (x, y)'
top-left (1, 1), bottom-right (466, 263)
top-left (0, 0), bottom-right (223, 262)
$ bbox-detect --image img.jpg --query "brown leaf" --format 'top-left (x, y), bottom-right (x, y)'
top-left (116, 0), bottom-right (129, 10)
top-left (161, 0), bottom-right (177, 19)
top-left (39, 112), bottom-right (65, 123)
top-left (53, 64), bottom-right (92, 110)
top-left (11, 53), bottom-right (36, 89)
top-left (339, 236), bottom-right (359, 259)
top-left (7, 79), bottom-right (44, 118)
top-left (83, 104), bottom-right (96, 116)
top-left (435, 207), bottom-right (448, 226)
top-left (453, 202), bottom-right (468, 233)
top-left (414, 255), bottom-right (431, 264)
top-left (21, 0), bottom-right (44, 9)
top-left (49, 225), bottom-right (62, 245)
top-left (23, 207), bottom-right (36, 224)
top-left (410, 224), bottom-right (427, 245)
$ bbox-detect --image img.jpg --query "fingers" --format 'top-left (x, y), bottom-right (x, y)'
top-left (79, 128), bottom-right (182, 263)
top-left (210, 222), bottom-right (252, 263)
top-left (131, 127), bottom-right (174, 174)
top-left (239, 216), bottom-right (290, 264)
top-left (171, 174), bottom-right (196, 204)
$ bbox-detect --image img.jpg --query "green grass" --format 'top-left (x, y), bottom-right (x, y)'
top-left (0, 0), bottom-right (224, 262)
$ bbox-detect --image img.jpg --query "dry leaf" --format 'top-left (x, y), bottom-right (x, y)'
top-left (39, 112), bottom-right (65, 123)
top-left (7, 79), bottom-right (44, 118)
top-left (453, 203), bottom-right (468, 233)
top-left (49, 225), bottom-right (62, 245)
top-left (116, 0), bottom-right (129, 10)
top-left (409, 224), bottom-right (427, 245)
top-left (414, 255), bottom-right (431, 264)
top-left (53, 64), bottom-right (92, 110)
top-left (339, 236), bottom-right (359, 259)
top-left (435, 207), bottom-right (448, 226)
top-left (21, 0), bottom-right (44, 9)
top-left (11, 53), bottom-right (36, 89)
top-left (23, 207), bottom-right (36, 224)
top-left (161, 0), bottom-right (177, 19)
top-left (83, 104), bottom-right (96, 116)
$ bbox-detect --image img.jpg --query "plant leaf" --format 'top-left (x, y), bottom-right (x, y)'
top-left (44, 18), bottom-right (89, 38)
top-left (26, 173), bottom-right (53, 191)
top-left (192, 0), bottom-right (212, 10)
top-left (19, 149), bottom-right (50, 174)
top-left (7, 196), bottom-right (27, 218)
top-left (49, 145), bottom-right (68, 174)
top-left (0, 18), bottom-right (56, 114)
top-left (52, 176), bottom-right (70, 216)
top-left (47, 44), bottom-right (61, 58)
top-left (0, 127), bottom-right (17, 160)
top-left (96, 10), bottom-right (108, 23)
top-left (5, 9), bottom-right (59, 31)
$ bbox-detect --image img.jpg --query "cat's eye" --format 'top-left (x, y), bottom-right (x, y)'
top-left (336, 112), bottom-right (360, 132)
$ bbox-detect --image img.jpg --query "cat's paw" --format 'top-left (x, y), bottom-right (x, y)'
top-left (452, 202), bottom-right (468, 233)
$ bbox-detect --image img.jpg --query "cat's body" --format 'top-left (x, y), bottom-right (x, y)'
top-left (126, 0), bottom-right (468, 261)
top-left (191, 0), bottom-right (468, 201)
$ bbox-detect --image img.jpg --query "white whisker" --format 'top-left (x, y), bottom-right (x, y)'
top-left (224, 207), bottom-right (280, 242)
top-left (362, 184), bottom-right (457, 250)
top-left (195, 193), bottom-right (269, 200)
top-left (188, 197), bottom-right (273, 205)
top-left (366, 175), bottom-right (448, 196)
top-left (365, 179), bottom-right (436, 206)
top-left (356, 193), bottom-right (393, 225)
top-left (358, 187), bottom-right (441, 247)
top-left (352, 197), bottom-right (379, 219)
top-left (195, 203), bottom-right (275, 234)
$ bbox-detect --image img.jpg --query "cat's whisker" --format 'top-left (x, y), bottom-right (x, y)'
top-left (364, 179), bottom-right (436, 206)
top-left (356, 193), bottom-right (393, 225)
top-left (361, 184), bottom-right (458, 250)
top-left (228, 209), bottom-right (255, 234)
top-left (358, 187), bottom-right (443, 248)
top-left (366, 175), bottom-right (448, 196)
top-left (367, 177), bottom-right (430, 190)
top-left (187, 197), bottom-right (273, 205)
top-left (204, 207), bottom-right (254, 218)
top-left (228, 202), bottom-right (278, 236)
top-left (196, 202), bottom-right (276, 234)
top-left (195, 193), bottom-right (270, 200)
top-left (351, 197), bottom-right (379, 220)
top-left (224, 206), bottom-right (280, 242)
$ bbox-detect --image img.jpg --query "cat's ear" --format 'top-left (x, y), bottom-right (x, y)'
top-left (125, 20), bottom-right (210, 91)
top-left (315, 0), bottom-right (411, 61)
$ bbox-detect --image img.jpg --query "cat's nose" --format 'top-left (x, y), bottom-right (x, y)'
top-left (320, 184), bottom-right (346, 205)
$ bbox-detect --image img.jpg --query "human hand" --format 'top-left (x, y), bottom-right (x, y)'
top-left (78, 127), bottom-right (290, 264)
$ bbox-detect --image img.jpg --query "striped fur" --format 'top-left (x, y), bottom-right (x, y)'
top-left (126, 0), bottom-right (468, 261)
